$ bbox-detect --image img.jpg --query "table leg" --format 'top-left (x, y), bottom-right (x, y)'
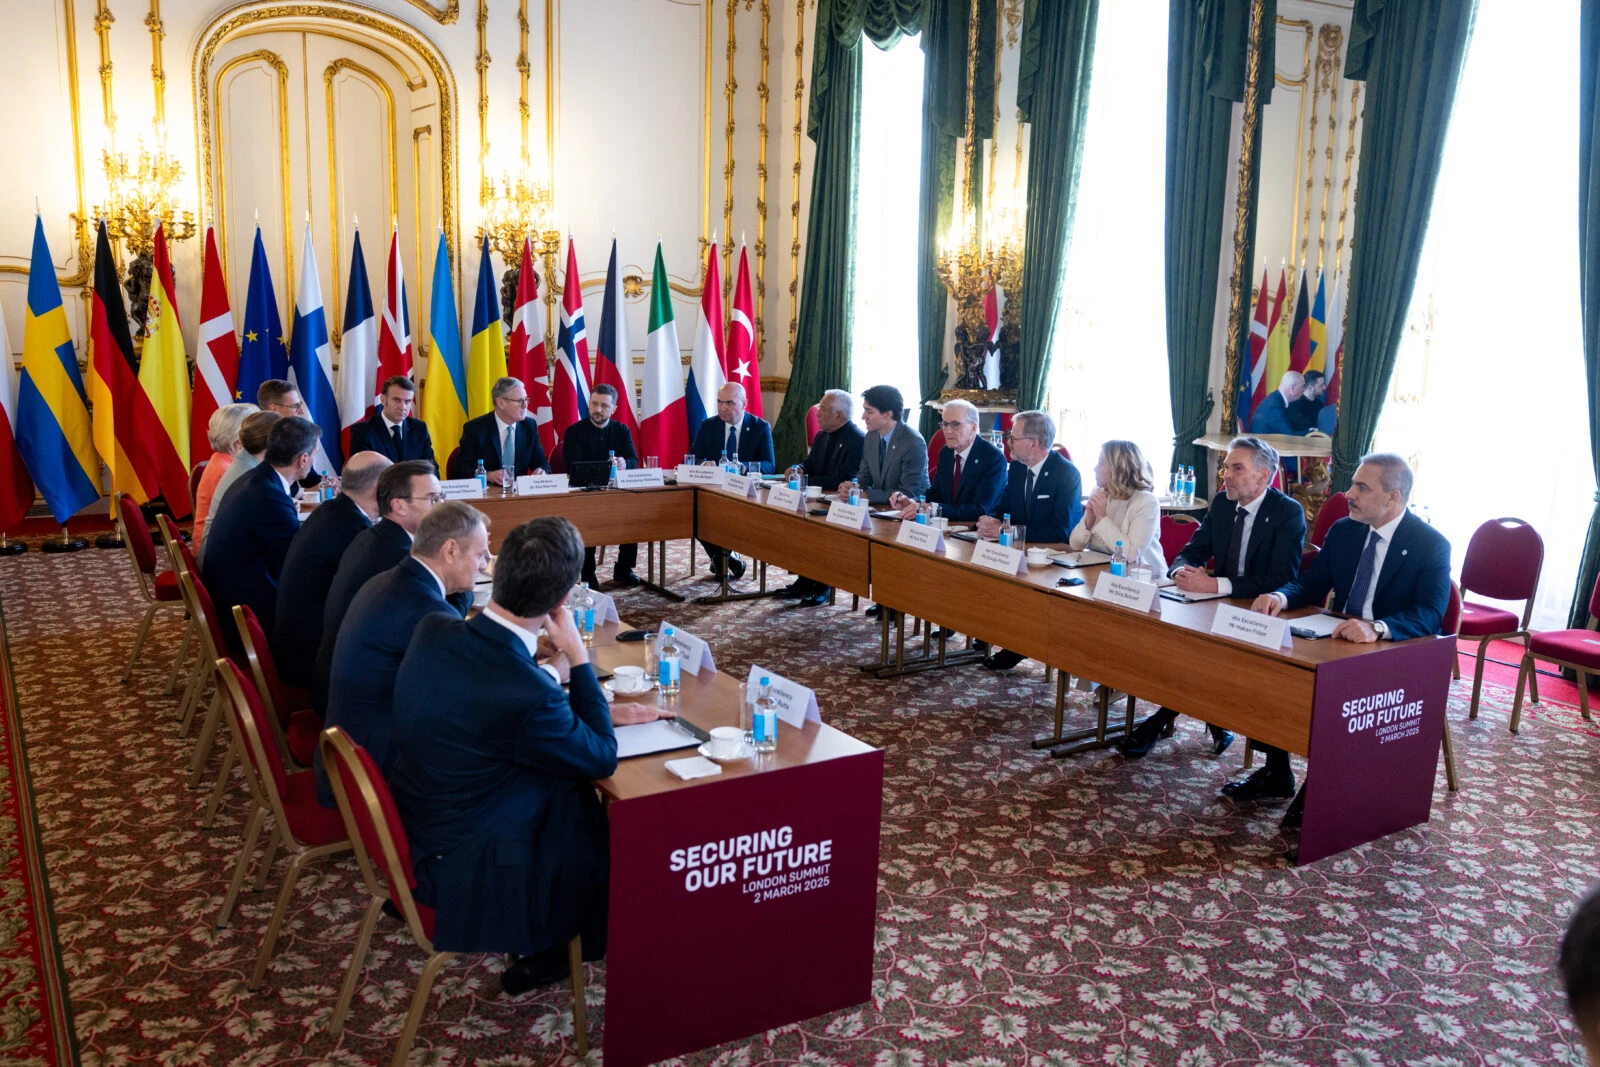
top-left (637, 540), bottom-right (686, 603)
top-left (1031, 670), bottom-right (1071, 749)
top-left (1049, 686), bottom-right (1136, 758)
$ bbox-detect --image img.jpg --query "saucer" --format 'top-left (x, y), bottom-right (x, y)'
top-left (698, 741), bottom-right (751, 762)
top-left (612, 681), bottom-right (656, 697)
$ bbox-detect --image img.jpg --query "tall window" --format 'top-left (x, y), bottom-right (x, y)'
top-left (850, 37), bottom-right (925, 413)
top-left (1373, 0), bottom-right (1592, 629)
top-left (1044, 1), bottom-right (1172, 469)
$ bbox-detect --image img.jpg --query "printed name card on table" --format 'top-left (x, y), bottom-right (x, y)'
top-left (895, 520), bottom-right (945, 553)
top-left (721, 472), bottom-right (759, 498)
top-left (746, 664), bottom-right (822, 726)
top-left (516, 473), bottom-right (570, 495)
top-left (826, 500), bottom-right (873, 530)
top-left (765, 485), bottom-right (807, 513)
top-left (971, 540), bottom-right (1026, 575)
top-left (438, 478), bottom-right (486, 500)
top-left (1210, 603), bottom-right (1292, 649)
top-left (615, 467), bottom-right (666, 489)
top-left (676, 464), bottom-right (727, 487)
top-left (1091, 571), bottom-right (1159, 613)
top-left (660, 623), bottom-right (717, 675)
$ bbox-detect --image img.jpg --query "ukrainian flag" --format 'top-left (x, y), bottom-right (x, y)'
top-left (466, 235), bottom-right (507, 417)
top-left (16, 216), bottom-right (99, 523)
top-left (420, 231), bottom-right (467, 458)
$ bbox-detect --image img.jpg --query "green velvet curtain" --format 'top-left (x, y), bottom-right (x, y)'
top-left (1329, 0), bottom-right (1476, 492)
top-left (1573, 0), bottom-right (1600, 628)
top-left (1163, 0), bottom-right (1275, 478)
top-left (1013, 0), bottom-right (1099, 412)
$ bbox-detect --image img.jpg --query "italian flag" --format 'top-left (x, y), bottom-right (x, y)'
top-left (638, 242), bottom-right (689, 466)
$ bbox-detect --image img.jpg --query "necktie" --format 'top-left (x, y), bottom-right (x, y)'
top-left (1022, 467), bottom-right (1035, 522)
top-left (391, 423), bottom-right (403, 450)
top-left (1226, 506), bottom-right (1248, 577)
top-left (503, 425), bottom-right (515, 470)
top-left (952, 454), bottom-right (964, 499)
top-left (727, 423), bottom-right (738, 457)
top-left (1346, 528), bottom-right (1380, 619)
top-left (878, 435), bottom-right (887, 464)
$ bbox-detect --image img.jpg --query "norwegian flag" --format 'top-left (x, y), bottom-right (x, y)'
top-left (727, 242), bottom-right (762, 417)
top-left (553, 236), bottom-right (591, 432)
top-left (190, 226), bottom-right (240, 464)
top-left (509, 237), bottom-right (556, 458)
top-left (1241, 268), bottom-right (1270, 430)
top-left (378, 226), bottom-right (412, 382)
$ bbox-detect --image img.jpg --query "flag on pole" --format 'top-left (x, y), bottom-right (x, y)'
top-left (594, 236), bottom-right (640, 436)
top-left (509, 238), bottom-right (555, 458)
top-left (1263, 268), bottom-right (1291, 395)
top-left (288, 221), bottom-right (342, 473)
top-left (685, 238), bottom-right (726, 442)
top-left (1324, 273), bottom-right (1343, 404)
top-left (728, 242), bottom-right (762, 417)
top-left (138, 222), bottom-right (193, 515)
top-left (1305, 270), bottom-right (1328, 375)
top-left (86, 217), bottom-right (158, 502)
top-left (378, 225), bottom-right (412, 381)
top-left (981, 279), bottom-right (1003, 391)
top-left (16, 214), bottom-right (99, 523)
top-left (0, 300), bottom-right (35, 529)
top-left (420, 230), bottom-right (467, 456)
top-left (237, 226), bottom-right (287, 406)
top-left (1288, 268), bottom-right (1312, 375)
top-left (553, 236), bottom-right (591, 431)
top-left (338, 228), bottom-right (379, 455)
top-left (1240, 268), bottom-right (1270, 430)
top-left (467, 235), bottom-right (508, 418)
top-left (191, 225), bottom-right (239, 464)
top-left (640, 241), bottom-right (689, 465)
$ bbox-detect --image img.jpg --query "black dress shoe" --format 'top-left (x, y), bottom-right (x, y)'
top-left (581, 571), bottom-right (600, 589)
top-left (1207, 725), bottom-right (1235, 755)
top-left (775, 582), bottom-right (807, 599)
top-left (1221, 767), bottom-right (1296, 803)
top-left (983, 649), bottom-right (1025, 670)
top-left (500, 947), bottom-right (571, 996)
top-left (865, 604), bottom-right (883, 618)
top-left (726, 556), bottom-right (746, 581)
top-left (1116, 714), bottom-right (1170, 760)
top-left (1281, 785), bottom-right (1306, 828)
top-left (611, 571), bottom-right (642, 588)
top-left (797, 590), bottom-right (830, 607)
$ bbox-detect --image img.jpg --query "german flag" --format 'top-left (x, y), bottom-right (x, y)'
top-left (85, 218), bottom-right (161, 504)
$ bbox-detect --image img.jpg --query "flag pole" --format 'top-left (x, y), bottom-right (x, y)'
top-left (41, 524), bottom-right (88, 553)
top-left (0, 533), bottom-right (26, 556)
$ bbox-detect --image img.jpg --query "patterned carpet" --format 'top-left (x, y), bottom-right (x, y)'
top-left (0, 538), bottom-right (1596, 1066)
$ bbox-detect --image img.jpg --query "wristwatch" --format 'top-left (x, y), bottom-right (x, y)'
top-left (1372, 620), bottom-right (1390, 639)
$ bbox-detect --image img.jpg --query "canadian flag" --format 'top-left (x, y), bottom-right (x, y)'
top-left (509, 237), bottom-right (556, 459)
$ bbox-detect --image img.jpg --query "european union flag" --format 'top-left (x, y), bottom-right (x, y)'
top-left (237, 226), bottom-right (286, 405)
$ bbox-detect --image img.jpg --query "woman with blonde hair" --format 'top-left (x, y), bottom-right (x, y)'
top-left (191, 402), bottom-right (258, 543)
top-left (1069, 439), bottom-right (1166, 577)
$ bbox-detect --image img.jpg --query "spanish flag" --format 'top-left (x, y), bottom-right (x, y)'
top-left (1262, 268), bottom-right (1291, 396)
top-left (466, 234), bottom-right (507, 418)
top-left (16, 214), bottom-right (99, 523)
top-left (420, 230), bottom-right (466, 456)
top-left (138, 222), bottom-right (193, 516)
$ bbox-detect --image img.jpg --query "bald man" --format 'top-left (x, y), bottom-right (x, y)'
top-left (1250, 371), bottom-right (1303, 437)
top-left (691, 382), bottom-right (775, 581)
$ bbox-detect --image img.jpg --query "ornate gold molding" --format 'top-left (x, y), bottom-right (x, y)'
top-left (402, 0), bottom-right (458, 24)
top-left (1295, 19), bottom-right (1337, 270)
top-left (1312, 23), bottom-right (1342, 275)
top-left (1337, 81), bottom-right (1361, 275)
top-left (986, 0), bottom-right (1002, 211)
top-left (1002, 0), bottom-right (1022, 48)
top-left (212, 49), bottom-right (295, 302)
top-left (324, 58), bottom-right (397, 344)
top-left (724, 0), bottom-right (738, 290)
top-left (146, 0), bottom-right (166, 125)
top-left (517, 0), bottom-right (530, 163)
top-left (703, 1), bottom-right (714, 253)
top-left (787, 0), bottom-right (803, 364)
top-left (94, 0), bottom-right (115, 129)
top-left (544, 0), bottom-right (554, 172)
top-left (413, 124), bottom-right (431, 315)
top-left (755, 0), bottom-right (770, 360)
top-left (476, 0), bottom-right (489, 166)
top-left (1221, 0), bottom-right (1269, 433)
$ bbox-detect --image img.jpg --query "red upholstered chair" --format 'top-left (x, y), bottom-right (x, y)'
top-left (549, 441), bottom-right (566, 474)
top-left (1309, 491), bottom-right (1349, 548)
top-left (113, 493), bottom-right (185, 684)
top-left (1439, 581), bottom-right (1462, 791)
top-left (1300, 543), bottom-right (1321, 574)
top-left (154, 514), bottom-right (199, 696)
top-left (187, 460), bottom-right (209, 513)
top-left (805, 404), bottom-right (820, 447)
top-left (1511, 570), bottom-right (1600, 733)
top-left (174, 571), bottom-right (249, 834)
top-left (232, 605), bottom-right (319, 766)
top-left (927, 427), bottom-right (946, 478)
top-left (1457, 518), bottom-right (1545, 723)
top-left (446, 447), bottom-right (460, 478)
top-left (321, 727), bottom-right (590, 1063)
top-left (1052, 443), bottom-right (1072, 462)
top-left (1159, 514), bottom-right (1199, 567)
top-left (212, 661), bottom-right (349, 990)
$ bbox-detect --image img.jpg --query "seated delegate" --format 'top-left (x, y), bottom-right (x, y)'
top-left (778, 389), bottom-right (865, 607)
top-left (891, 398), bottom-right (1005, 523)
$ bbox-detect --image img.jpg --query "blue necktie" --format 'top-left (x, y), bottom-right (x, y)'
top-left (727, 423), bottom-right (738, 456)
top-left (1346, 529), bottom-right (1380, 619)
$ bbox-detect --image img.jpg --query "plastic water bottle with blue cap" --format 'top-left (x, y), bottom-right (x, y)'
top-left (1110, 540), bottom-right (1128, 577)
top-left (752, 677), bottom-right (778, 753)
top-left (657, 626), bottom-right (682, 695)
top-left (572, 583), bottom-right (596, 644)
top-left (473, 458), bottom-right (487, 493)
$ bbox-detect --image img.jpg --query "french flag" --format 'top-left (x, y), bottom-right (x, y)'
top-left (338, 228), bottom-right (378, 455)
top-left (553, 236), bottom-right (591, 433)
top-left (288, 221), bottom-right (343, 473)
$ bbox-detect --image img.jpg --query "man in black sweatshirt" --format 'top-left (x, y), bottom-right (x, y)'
top-left (562, 382), bottom-right (641, 587)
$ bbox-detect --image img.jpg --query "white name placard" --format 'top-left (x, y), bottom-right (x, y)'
top-left (615, 467), bottom-right (666, 489)
top-left (765, 485), bottom-right (808, 513)
top-left (825, 500), bottom-right (873, 530)
top-left (971, 540), bottom-right (1027, 575)
top-left (746, 664), bottom-right (822, 727)
top-left (1211, 603), bottom-right (1293, 649)
top-left (516, 473), bottom-right (570, 495)
top-left (1092, 571), bottom-right (1159, 613)
top-left (439, 478), bottom-right (486, 500)
top-left (675, 464), bottom-right (727, 487)
top-left (721, 472), bottom-right (758, 498)
top-left (896, 520), bottom-right (946, 553)
top-left (660, 624), bottom-right (716, 676)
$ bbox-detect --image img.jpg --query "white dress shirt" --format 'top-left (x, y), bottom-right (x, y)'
top-left (383, 413), bottom-right (406, 434)
top-left (480, 602), bottom-right (565, 681)
top-left (1211, 491), bottom-right (1265, 597)
top-left (276, 469), bottom-right (298, 499)
top-left (414, 556), bottom-right (447, 600)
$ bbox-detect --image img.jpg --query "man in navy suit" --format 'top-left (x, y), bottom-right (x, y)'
top-left (389, 517), bottom-right (674, 994)
top-left (1241, 453), bottom-right (1451, 825)
top-left (1118, 436), bottom-right (1307, 759)
top-left (977, 411), bottom-right (1083, 669)
top-left (892, 398), bottom-right (1005, 522)
top-left (313, 501), bottom-right (487, 807)
top-left (778, 389), bottom-right (866, 606)
top-left (1249, 370), bottom-right (1303, 436)
top-left (201, 416), bottom-right (322, 657)
top-left (692, 381), bottom-right (775, 580)
top-left (270, 450), bottom-right (390, 689)
top-left (447, 376), bottom-right (550, 481)
top-left (347, 376), bottom-right (437, 465)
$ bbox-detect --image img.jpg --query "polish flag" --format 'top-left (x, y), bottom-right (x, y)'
top-left (727, 242), bottom-right (762, 417)
top-left (191, 226), bottom-right (240, 465)
top-left (509, 237), bottom-right (556, 458)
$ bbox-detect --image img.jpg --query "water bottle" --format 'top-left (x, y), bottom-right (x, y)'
top-left (752, 677), bottom-right (778, 753)
top-left (786, 464), bottom-right (805, 492)
top-left (474, 458), bottom-right (488, 493)
top-left (848, 478), bottom-right (861, 507)
top-left (608, 450), bottom-right (619, 486)
top-left (1110, 539), bottom-right (1128, 577)
top-left (502, 459), bottom-right (516, 497)
top-left (1171, 467), bottom-right (1183, 500)
top-left (998, 514), bottom-right (1016, 547)
top-left (915, 495), bottom-right (929, 524)
top-left (1183, 466), bottom-right (1196, 505)
top-left (657, 626), bottom-right (682, 695)
top-left (572, 583), bottom-right (596, 644)
top-left (318, 473), bottom-right (333, 503)
top-left (719, 448), bottom-right (731, 473)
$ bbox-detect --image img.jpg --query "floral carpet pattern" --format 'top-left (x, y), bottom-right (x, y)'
top-left (0, 540), bottom-right (1596, 1066)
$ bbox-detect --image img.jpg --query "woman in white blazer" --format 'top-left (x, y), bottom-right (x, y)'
top-left (1069, 439), bottom-right (1166, 577)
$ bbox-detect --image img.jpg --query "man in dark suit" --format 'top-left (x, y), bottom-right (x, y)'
top-left (1117, 436), bottom-right (1307, 758)
top-left (389, 517), bottom-right (674, 994)
top-left (892, 398), bottom-right (1005, 522)
top-left (347, 376), bottom-right (436, 465)
top-left (270, 450), bottom-right (390, 689)
top-left (1249, 370), bottom-right (1303, 436)
top-left (562, 383), bottom-right (641, 588)
top-left (692, 381), bottom-right (775, 580)
top-left (1287, 370), bottom-right (1327, 434)
top-left (447, 376), bottom-right (549, 481)
top-left (778, 389), bottom-right (866, 605)
top-left (200, 416), bottom-right (321, 656)
top-left (312, 460), bottom-right (471, 713)
top-left (977, 410), bottom-right (1084, 670)
top-left (312, 501), bottom-right (487, 807)
top-left (1243, 452), bottom-right (1451, 826)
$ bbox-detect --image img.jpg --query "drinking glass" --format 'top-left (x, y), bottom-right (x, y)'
top-left (643, 633), bottom-right (659, 681)
top-left (683, 453), bottom-right (696, 466)
top-left (737, 682), bottom-right (752, 742)
top-left (645, 456), bottom-right (659, 469)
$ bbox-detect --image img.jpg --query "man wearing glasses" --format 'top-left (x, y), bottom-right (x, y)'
top-left (448, 376), bottom-right (550, 481)
top-left (891, 398), bottom-right (1006, 522)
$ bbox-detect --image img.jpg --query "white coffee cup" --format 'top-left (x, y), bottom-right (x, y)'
top-left (612, 665), bottom-right (648, 693)
top-left (1026, 547), bottom-right (1050, 566)
top-left (805, 485), bottom-right (824, 499)
top-left (707, 725), bottom-right (745, 759)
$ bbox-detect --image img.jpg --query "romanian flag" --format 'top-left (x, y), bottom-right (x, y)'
top-left (87, 217), bottom-right (159, 503)
top-left (1305, 270), bottom-right (1328, 375)
top-left (16, 215), bottom-right (99, 523)
top-left (420, 230), bottom-right (466, 456)
top-left (138, 222), bottom-right (193, 515)
top-left (1263, 268), bottom-right (1291, 394)
top-left (466, 235), bottom-right (507, 418)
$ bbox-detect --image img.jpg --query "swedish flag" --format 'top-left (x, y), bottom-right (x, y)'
top-left (16, 216), bottom-right (99, 522)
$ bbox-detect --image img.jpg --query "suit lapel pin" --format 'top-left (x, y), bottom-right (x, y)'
top-left (1401, 549), bottom-right (1408, 556)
